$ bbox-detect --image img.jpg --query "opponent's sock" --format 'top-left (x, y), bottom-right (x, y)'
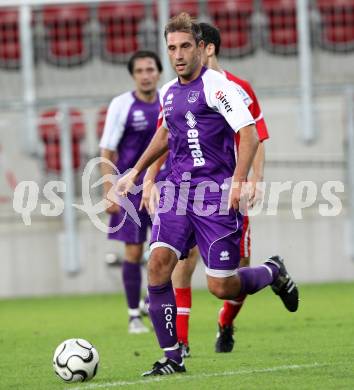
top-left (238, 263), bottom-right (279, 295)
top-left (148, 281), bottom-right (182, 364)
top-left (218, 295), bottom-right (247, 327)
top-left (175, 287), bottom-right (192, 345)
top-left (122, 261), bottom-right (141, 318)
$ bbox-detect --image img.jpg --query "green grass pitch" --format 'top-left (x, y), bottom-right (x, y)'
top-left (1, 282), bottom-right (354, 389)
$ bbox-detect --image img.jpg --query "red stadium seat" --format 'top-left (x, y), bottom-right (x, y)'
top-left (98, 2), bottom-right (145, 63)
top-left (261, 0), bottom-right (298, 55)
top-left (96, 106), bottom-right (108, 140)
top-left (42, 5), bottom-right (91, 67)
top-left (316, 0), bottom-right (354, 52)
top-left (0, 8), bottom-right (21, 69)
top-left (39, 108), bottom-right (85, 173)
top-left (207, 0), bottom-right (255, 58)
top-left (170, 0), bottom-right (199, 17)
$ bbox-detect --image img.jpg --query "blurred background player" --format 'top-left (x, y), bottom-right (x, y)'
top-left (99, 50), bottom-right (163, 334)
top-left (141, 21), bottom-right (270, 356)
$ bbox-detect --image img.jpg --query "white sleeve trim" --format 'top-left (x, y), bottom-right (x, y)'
top-left (99, 92), bottom-right (134, 151)
top-left (158, 78), bottom-right (178, 131)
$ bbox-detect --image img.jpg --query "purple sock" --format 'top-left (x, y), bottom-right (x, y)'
top-left (122, 261), bottom-right (141, 317)
top-left (238, 263), bottom-right (279, 295)
top-left (148, 281), bottom-right (182, 364)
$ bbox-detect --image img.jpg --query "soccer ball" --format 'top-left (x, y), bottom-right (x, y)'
top-left (53, 338), bottom-right (99, 383)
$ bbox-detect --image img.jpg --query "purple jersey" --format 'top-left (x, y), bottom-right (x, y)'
top-left (159, 67), bottom-right (255, 191)
top-left (100, 91), bottom-right (161, 182)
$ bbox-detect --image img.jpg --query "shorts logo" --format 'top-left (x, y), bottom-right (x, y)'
top-left (220, 250), bottom-right (230, 261)
top-left (187, 90), bottom-right (200, 104)
top-left (215, 90), bottom-right (233, 113)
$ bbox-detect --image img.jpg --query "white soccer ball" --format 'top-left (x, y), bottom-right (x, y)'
top-left (53, 338), bottom-right (99, 383)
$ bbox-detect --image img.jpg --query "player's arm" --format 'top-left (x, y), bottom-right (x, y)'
top-left (248, 141), bottom-right (265, 206)
top-left (140, 151), bottom-right (168, 213)
top-left (100, 148), bottom-right (120, 214)
top-left (245, 85), bottom-right (268, 205)
top-left (116, 125), bottom-right (169, 196)
top-left (229, 124), bottom-right (259, 210)
top-left (204, 74), bottom-right (259, 210)
top-left (99, 96), bottom-right (126, 213)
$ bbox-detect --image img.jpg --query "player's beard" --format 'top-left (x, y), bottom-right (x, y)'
top-left (176, 58), bottom-right (201, 81)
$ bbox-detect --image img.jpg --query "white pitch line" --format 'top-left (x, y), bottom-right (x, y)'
top-left (68, 362), bottom-right (330, 390)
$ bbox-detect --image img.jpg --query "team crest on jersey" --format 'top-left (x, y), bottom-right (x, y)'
top-left (187, 90), bottom-right (200, 104)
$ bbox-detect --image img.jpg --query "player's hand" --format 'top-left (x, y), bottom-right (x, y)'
top-left (104, 187), bottom-right (120, 214)
top-left (140, 180), bottom-right (160, 214)
top-left (115, 168), bottom-right (138, 197)
top-left (248, 174), bottom-right (264, 208)
top-left (228, 180), bottom-right (249, 215)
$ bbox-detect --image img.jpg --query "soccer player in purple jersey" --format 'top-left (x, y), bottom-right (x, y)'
top-left (141, 21), bottom-right (270, 358)
top-left (99, 50), bottom-right (164, 334)
top-left (116, 13), bottom-right (299, 376)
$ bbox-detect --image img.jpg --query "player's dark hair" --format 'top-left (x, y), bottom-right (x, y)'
top-left (127, 50), bottom-right (163, 75)
top-left (199, 22), bottom-right (221, 56)
top-left (164, 12), bottom-right (202, 45)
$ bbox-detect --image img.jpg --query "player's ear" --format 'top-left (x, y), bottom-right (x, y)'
top-left (206, 43), bottom-right (215, 57)
top-left (198, 39), bottom-right (205, 50)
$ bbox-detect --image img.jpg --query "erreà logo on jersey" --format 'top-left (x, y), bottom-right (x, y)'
top-left (215, 90), bottom-right (233, 113)
top-left (165, 93), bottom-right (174, 105)
top-left (220, 250), bottom-right (230, 261)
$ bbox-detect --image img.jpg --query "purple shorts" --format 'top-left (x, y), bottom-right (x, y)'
top-left (108, 192), bottom-right (151, 244)
top-left (150, 189), bottom-right (243, 277)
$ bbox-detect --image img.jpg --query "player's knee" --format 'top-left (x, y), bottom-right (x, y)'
top-left (125, 244), bottom-right (143, 262)
top-left (148, 248), bottom-right (176, 284)
top-left (208, 281), bottom-right (229, 300)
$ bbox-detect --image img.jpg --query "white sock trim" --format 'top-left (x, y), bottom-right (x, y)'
top-left (261, 264), bottom-right (273, 278)
top-left (128, 308), bottom-right (140, 317)
top-left (177, 307), bottom-right (191, 314)
top-left (163, 342), bottom-right (179, 351)
top-left (227, 299), bottom-right (244, 306)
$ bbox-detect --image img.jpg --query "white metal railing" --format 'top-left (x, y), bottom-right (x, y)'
top-left (346, 87), bottom-right (354, 261)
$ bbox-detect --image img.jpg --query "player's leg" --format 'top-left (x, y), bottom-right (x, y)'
top-left (172, 246), bottom-right (199, 357)
top-left (216, 217), bottom-right (251, 352)
top-left (108, 194), bottom-right (150, 334)
top-left (142, 247), bottom-right (187, 376)
top-left (207, 256), bottom-right (298, 310)
top-left (122, 243), bottom-right (149, 334)
top-left (142, 194), bottom-right (191, 376)
top-left (191, 209), bottom-right (298, 313)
